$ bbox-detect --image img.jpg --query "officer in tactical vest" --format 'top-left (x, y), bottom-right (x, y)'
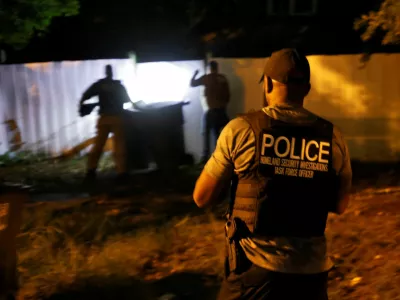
top-left (79, 65), bottom-right (132, 183)
top-left (193, 49), bottom-right (352, 299)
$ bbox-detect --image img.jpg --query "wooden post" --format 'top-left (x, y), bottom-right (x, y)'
top-left (0, 189), bottom-right (28, 298)
top-left (128, 51), bottom-right (137, 102)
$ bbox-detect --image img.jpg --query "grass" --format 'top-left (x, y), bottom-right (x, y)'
top-left (1, 159), bottom-right (399, 299)
top-left (18, 198), bottom-right (225, 300)
top-left (0, 153), bottom-right (113, 192)
top-left (326, 189), bottom-right (400, 300)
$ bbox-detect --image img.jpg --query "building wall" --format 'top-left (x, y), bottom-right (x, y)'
top-left (215, 53), bottom-right (400, 162)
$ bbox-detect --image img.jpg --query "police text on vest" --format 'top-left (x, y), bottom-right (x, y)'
top-left (260, 133), bottom-right (330, 179)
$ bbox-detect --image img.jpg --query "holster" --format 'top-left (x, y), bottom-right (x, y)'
top-left (224, 217), bottom-right (251, 275)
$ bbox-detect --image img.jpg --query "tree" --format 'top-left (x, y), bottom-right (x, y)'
top-left (0, 0), bottom-right (80, 49)
top-left (354, 0), bottom-right (400, 45)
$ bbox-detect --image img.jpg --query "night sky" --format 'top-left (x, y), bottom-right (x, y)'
top-left (4, 0), bottom-right (199, 63)
top-left (3, 0), bottom-right (399, 64)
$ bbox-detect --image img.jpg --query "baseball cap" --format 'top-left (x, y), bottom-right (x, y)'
top-left (259, 48), bottom-right (310, 84)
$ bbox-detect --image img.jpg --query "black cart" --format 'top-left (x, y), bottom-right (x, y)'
top-left (124, 101), bottom-right (193, 172)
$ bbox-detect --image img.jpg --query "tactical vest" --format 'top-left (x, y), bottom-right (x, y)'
top-left (231, 110), bottom-right (337, 238)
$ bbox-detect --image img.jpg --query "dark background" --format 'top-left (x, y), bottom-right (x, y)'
top-left (2, 0), bottom-right (400, 64)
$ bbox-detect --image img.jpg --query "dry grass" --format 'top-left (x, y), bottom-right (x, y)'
top-left (2, 160), bottom-right (399, 299)
top-left (327, 189), bottom-right (400, 300)
top-left (0, 155), bottom-right (113, 192)
top-left (17, 199), bottom-right (225, 300)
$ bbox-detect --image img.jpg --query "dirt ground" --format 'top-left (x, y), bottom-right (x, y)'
top-left (1, 159), bottom-right (399, 299)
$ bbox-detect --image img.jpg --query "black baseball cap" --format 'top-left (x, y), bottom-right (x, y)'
top-left (259, 48), bottom-right (310, 84)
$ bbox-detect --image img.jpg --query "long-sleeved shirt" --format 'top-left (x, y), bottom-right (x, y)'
top-left (81, 78), bottom-right (131, 116)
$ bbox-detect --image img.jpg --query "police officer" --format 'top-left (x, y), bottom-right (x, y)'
top-left (79, 65), bottom-right (132, 182)
top-left (190, 61), bottom-right (230, 164)
top-left (193, 49), bottom-right (352, 299)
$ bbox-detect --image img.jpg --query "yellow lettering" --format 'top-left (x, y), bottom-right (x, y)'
top-left (285, 168), bottom-right (298, 177)
top-left (305, 140), bottom-right (318, 161)
top-left (319, 142), bottom-right (330, 163)
top-left (260, 156), bottom-right (272, 165)
top-left (274, 136), bottom-right (290, 158)
top-left (281, 159), bottom-right (300, 168)
top-left (261, 135), bottom-right (331, 168)
top-left (272, 158), bottom-right (281, 166)
top-left (261, 134), bottom-right (274, 156)
top-left (290, 137), bottom-right (300, 159)
top-left (299, 169), bottom-right (314, 178)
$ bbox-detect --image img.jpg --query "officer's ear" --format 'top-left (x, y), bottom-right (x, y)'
top-left (265, 76), bottom-right (273, 94)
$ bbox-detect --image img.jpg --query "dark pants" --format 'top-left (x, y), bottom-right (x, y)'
top-left (218, 263), bottom-right (329, 300)
top-left (202, 108), bottom-right (230, 160)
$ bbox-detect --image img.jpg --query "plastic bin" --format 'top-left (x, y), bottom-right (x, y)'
top-left (123, 110), bottom-right (151, 170)
top-left (127, 101), bottom-right (193, 171)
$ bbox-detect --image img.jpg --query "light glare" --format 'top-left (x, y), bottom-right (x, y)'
top-left (135, 62), bottom-right (191, 103)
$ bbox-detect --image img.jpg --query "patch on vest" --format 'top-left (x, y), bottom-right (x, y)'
top-left (259, 132), bottom-right (331, 179)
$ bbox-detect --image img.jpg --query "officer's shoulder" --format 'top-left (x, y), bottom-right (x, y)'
top-left (237, 109), bottom-right (264, 122)
top-left (226, 117), bottom-right (247, 127)
top-left (304, 109), bottom-right (334, 128)
top-left (226, 111), bottom-right (263, 131)
top-left (311, 112), bottom-right (331, 123)
top-left (332, 124), bottom-right (346, 141)
top-left (315, 114), bottom-right (335, 129)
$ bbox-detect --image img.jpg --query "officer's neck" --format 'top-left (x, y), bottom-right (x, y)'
top-left (268, 98), bottom-right (304, 108)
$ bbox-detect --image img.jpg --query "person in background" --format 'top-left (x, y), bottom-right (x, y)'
top-left (191, 61), bottom-right (230, 164)
top-left (193, 48), bottom-right (352, 299)
top-left (79, 64), bottom-right (131, 183)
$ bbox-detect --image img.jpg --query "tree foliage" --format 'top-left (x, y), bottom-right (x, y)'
top-left (0, 0), bottom-right (80, 49)
top-left (354, 0), bottom-right (400, 45)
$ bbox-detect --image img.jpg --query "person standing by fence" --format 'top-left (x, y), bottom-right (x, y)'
top-left (190, 61), bottom-right (231, 164)
top-left (79, 65), bottom-right (131, 183)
